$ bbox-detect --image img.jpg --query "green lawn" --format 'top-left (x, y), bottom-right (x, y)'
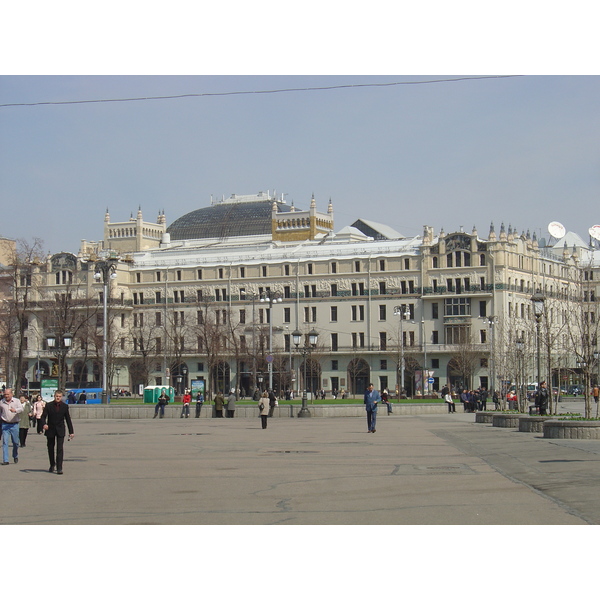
top-left (108, 396), bottom-right (446, 406)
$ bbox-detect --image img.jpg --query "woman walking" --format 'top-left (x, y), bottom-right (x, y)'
top-left (258, 391), bottom-right (269, 429)
top-left (19, 394), bottom-right (32, 447)
top-left (33, 394), bottom-right (46, 434)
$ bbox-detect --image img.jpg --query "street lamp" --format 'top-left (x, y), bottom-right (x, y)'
top-left (292, 328), bottom-right (319, 418)
top-left (46, 333), bottom-right (72, 390)
top-left (94, 258), bottom-right (118, 404)
top-left (531, 291), bottom-right (545, 392)
top-left (483, 315), bottom-right (497, 398)
top-left (394, 305), bottom-right (410, 398)
top-left (257, 373), bottom-right (264, 392)
top-left (515, 336), bottom-right (525, 412)
top-left (260, 291), bottom-right (283, 392)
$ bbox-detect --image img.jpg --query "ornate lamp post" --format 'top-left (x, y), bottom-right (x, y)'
top-left (394, 305), bottom-right (410, 398)
top-left (46, 333), bottom-right (72, 390)
top-left (531, 292), bottom-right (545, 387)
top-left (94, 259), bottom-right (118, 404)
top-left (483, 315), bottom-right (497, 397)
top-left (292, 328), bottom-right (319, 418)
top-left (260, 291), bottom-right (283, 392)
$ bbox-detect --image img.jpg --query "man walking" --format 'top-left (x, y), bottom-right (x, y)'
top-left (1, 388), bottom-right (23, 465)
top-left (40, 390), bottom-right (74, 475)
top-left (363, 383), bottom-right (380, 433)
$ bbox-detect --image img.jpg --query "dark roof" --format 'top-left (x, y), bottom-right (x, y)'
top-left (167, 200), bottom-right (293, 240)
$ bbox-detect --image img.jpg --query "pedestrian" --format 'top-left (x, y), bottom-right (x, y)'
top-left (382, 388), bottom-right (393, 414)
top-left (535, 381), bottom-right (550, 416)
top-left (214, 391), bottom-right (224, 418)
top-left (442, 384), bottom-right (455, 413)
top-left (40, 389), bottom-right (74, 475)
top-left (77, 390), bottom-right (87, 404)
top-left (480, 388), bottom-right (488, 411)
top-left (268, 389), bottom-right (277, 417)
top-left (258, 391), bottom-right (269, 429)
top-left (33, 394), bottom-right (46, 433)
top-left (226, 389), bottom-right (236, 418)
top-left (363, 382), bottom-right (380, 433)
top-left (493, 390), bottom-right (500, 411)
top-left (593, 385), bottom-right (599, 404)
top-left (19, 393), bottom-right (32, 448)
top-left (180, 389), bottom-right (191, 418)
top-left (1, 388), bottom-right (23, 465)
top-left (195, 391), bottom-right (204, 418)
top-left (154, 390), bottom-right (169, 419)
top-left (67, 390), bottom-right (76, 404)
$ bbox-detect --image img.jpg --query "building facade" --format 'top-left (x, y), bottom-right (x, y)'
top-left (5, 192), bottom-right (599, 399)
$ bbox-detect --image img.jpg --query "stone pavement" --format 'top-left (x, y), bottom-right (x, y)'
top-left (2, 405), bottom-right (599, 525)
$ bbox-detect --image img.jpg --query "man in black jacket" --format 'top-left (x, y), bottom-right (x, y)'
top-left (535, 381), bottom-right (550, 416)
top-left (40, 390), bottom-right (74, 475)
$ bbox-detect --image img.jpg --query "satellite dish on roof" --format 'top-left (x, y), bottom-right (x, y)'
top-left (548, 221), bottom-right (566, 240)
top-left (589, 225), bottom-right (600, 242)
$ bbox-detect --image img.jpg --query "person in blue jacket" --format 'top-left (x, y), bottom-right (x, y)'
top-left (364, 383), bottom-right (381, 433)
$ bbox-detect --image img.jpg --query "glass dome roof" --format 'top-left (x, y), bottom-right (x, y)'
top-left (167, 199), bottom-right (293, 241)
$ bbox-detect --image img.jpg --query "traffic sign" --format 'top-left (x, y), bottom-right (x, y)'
top-left (428, 377), bottom-right (435, 384)
top-left (266, 355), bottom-right (274, 363)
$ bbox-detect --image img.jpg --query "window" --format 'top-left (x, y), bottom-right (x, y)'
top-left (404, 258), bottom-right (410, 270)
top-left (155, 312), bottom-right (161, 326)
top-left (432, 256), bottom-right (438, 268)
top-left (479, 301), bottom-right (487, 317)
top-left (379, 259), bottom-right (385, 271)
top-left (176, 270), bottom-right (182, 281)
top-left (379, 332), bottom-right (387, 351)
top-left (331, 306), bottom-right (338, 322)
top-left (197, 289), bottom-right (203, 302)
top-left (331, 283), bottom-right (338, 297)
top-left (379, 305), bottom-right (386, 320)
top-left (355, 260), bottom-right (361, 272)
top-left (351, 305), bottom-right (365, 321)
top-left (331, 333), bottom-right (338, 351)
top-left (307, 263), bottom-right (313, 274)
top-left (239, 309), bottom-right (246, 324)
top-left (283, 307), bottom-right (291, 323)
top-left (262, 265), bottom-right (267, 277)
top-left (197, 310), bottom-right (203, 325)
top-left (445, 325), bottom-right (470, 344)
top-left (284, 285), bottom-right (291, 299)
top-left (197, 269), bottom-right (202, 280)
top-left (331, 359), bottom-right (339, 370)
top-left (379, 281), bottom-right (386, 294)
top-left (156, 271), bottom-right (161, 282)
top-left (331, 262), bottom-right (337, 274)
top-left (480, 329), bottom-right (487, 343)
top-left (445, 297), bottom-right (471, 316)
top-left (480, 254), bottom-right (486, 266)
top-left (432, 331), bottom-right (439, 344)
top-left (380, 359), bottom-right (387, 369)
top-left (55, 270), bottom-right (73, 285)
top-left (432, 303), bottom-right (439, 319)
top-left (156, 338), bottom-right (162, 353)
top-left (155, 291), bottom-right (162, 303)
top-left (136, 273), bottom-right (141, 283)
top-left (240, 266), bottom-right (245, 278)
top-left (284, 264), bottom-right (290, 276)
top-left (218, 268), bottom-right (224, 279)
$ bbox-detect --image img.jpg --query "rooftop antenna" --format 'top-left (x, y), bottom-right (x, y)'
top-left (547, 221), bottom-right (566, 243)
top-left (589, 225), bottom-right (600, 247)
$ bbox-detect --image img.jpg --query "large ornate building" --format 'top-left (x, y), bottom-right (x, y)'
top-left (5, 191), bottom-right (600, 398)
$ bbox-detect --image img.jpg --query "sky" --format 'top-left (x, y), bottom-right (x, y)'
top-left (2, 73), bottom-right (598, 255)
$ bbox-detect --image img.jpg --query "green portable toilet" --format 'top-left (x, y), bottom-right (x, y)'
top-left (143, 385), bottom-right (175, 404)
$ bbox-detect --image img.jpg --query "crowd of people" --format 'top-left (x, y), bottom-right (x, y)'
top-left (1, 387), bottom-right (74, 474)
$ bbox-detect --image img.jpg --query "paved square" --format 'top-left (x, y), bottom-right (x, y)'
top-left (2, 413), bottom-right (597, 525)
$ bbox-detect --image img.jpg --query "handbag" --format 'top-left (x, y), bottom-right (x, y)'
top-left (258, 402), bottom-right (265, 411)
top-left (444, 394), bottom-right (453, 404)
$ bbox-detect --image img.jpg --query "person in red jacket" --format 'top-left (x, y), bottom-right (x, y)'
top-left (180, 390), bottom-right (192, 418)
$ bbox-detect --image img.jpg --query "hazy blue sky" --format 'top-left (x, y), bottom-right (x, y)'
top-left (1, 74), bottom-right (598, 254)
